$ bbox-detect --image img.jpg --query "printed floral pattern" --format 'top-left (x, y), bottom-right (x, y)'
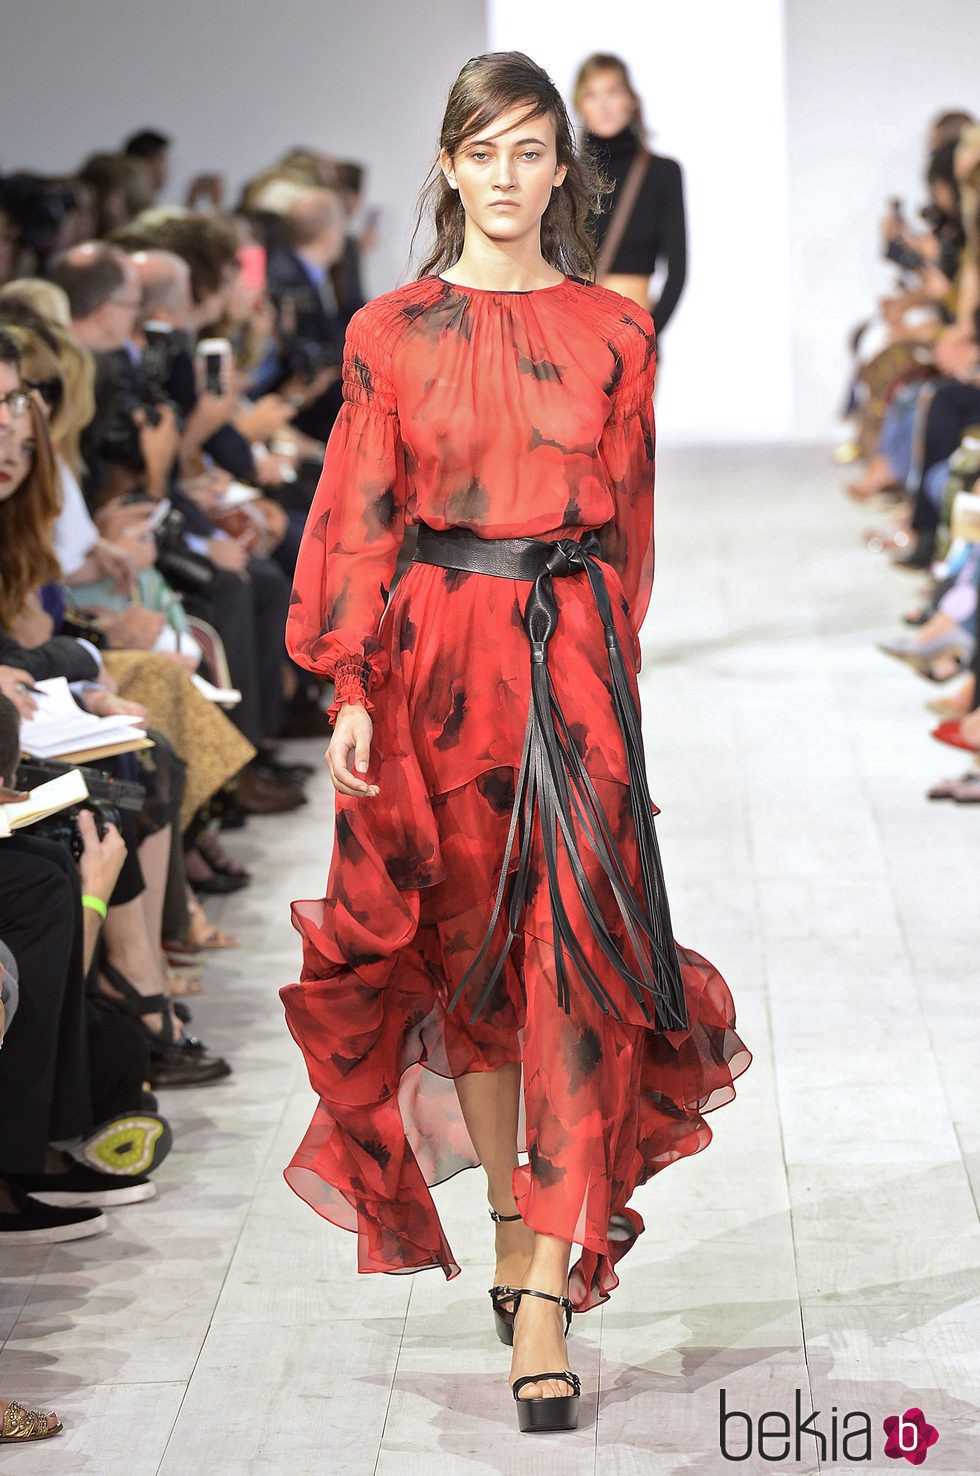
top-left (281, 275), bottom-right (751, 1308)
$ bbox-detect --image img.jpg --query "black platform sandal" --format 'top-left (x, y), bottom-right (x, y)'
top-left (509, 1288), bottom-right (580, 1433)
top-left (99, 960), bottom-right (180, 1052)
top-left (488, 1207), bottom-right (525, 1346)
top-left (99, 960), bottom-right (232, 1087)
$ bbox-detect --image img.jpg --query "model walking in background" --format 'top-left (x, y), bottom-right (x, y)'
top-left (281, 50), bottom-right (749, 1434)
top-left (574, 52), bottom-right (688, 334)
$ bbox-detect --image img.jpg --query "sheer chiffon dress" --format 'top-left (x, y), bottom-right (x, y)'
top-left (281, 274), bottom-right (751, 1311)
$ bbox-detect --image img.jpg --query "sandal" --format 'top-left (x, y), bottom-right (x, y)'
top-left (488, 1207), bottom-right (525, 1346)
top-left (509, 1289), bottom-right (580, 1434)
top-left (99, 960), bottom-right (181, 1052)
top-left (179, 895), bottom-right (239, 951)
top-left (0, 1400), bottom-right (63, 1443)
top-left (487, 1207), bottom-right (571, 1348)
top-left (195, 831), bottom-right (252, 881)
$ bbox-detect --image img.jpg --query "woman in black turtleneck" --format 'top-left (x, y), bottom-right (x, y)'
top-left (574, 53), bottom-right (687, 337)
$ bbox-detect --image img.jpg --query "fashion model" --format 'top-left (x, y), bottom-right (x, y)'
top-left (281, 50), bottom-right (750, 1435)
top-left (574, 52), bottom-right (688, 334)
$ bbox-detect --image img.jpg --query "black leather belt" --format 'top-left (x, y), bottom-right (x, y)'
top-left (412, 520), bottom-right (688, 1032)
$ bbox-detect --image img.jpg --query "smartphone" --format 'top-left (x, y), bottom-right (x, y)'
top-left (142, 321), bottom-right (175, 393)
top-left (196, 337), bottom-right (231, 396)
top-left (144, 498), bottom-right (173, 533)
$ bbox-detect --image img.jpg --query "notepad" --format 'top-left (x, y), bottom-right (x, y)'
top-left (0, 768), bottom-right (89, 836)
top-left (18, 677), bottom-right (147, 760)
top-left (191, 673), bottom-right (242, 708)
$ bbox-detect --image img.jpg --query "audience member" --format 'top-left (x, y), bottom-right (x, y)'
top-left (838, 110), bottom-right (980, 802)
top-left (0, 129), bottom-right (382, 1313)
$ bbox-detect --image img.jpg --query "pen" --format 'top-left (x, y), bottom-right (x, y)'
top-left (16, 682), bottom-right (44, 696)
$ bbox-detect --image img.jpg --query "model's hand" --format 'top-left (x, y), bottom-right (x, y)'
top-left (327, 703), bottom-right (380, 798)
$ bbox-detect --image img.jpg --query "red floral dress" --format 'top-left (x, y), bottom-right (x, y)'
top-left (281, 274), bottom-right (751, 1310)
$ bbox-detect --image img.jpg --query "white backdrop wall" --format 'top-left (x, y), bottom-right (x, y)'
top-left (0, 0), bottom-right (486, 301)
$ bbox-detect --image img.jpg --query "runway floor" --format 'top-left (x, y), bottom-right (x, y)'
top-left (1, 444), bottom-right (978, 1474)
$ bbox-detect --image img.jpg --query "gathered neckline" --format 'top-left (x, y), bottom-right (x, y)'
top-left (434, 274), bottom-right (570, 297)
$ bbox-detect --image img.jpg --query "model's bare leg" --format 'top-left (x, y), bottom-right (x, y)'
top-left (454, 1066), bottom-right (574, 1400)
top-left (454, 1064), bottom-right (534, 1287)
top-left (510, 1233), bottom-right (574, 1401)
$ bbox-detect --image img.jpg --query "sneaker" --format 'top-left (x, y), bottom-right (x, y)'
top-left (5, 1159), bottom-right (156, 1208)
top-left (0, 1186), bottom-right (107, 1243)
top-left (74, 1112), bottom-right (173, 1177)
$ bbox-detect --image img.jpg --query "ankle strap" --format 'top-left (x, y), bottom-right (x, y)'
top-left (488, 1207), bottom-right (522, 1222)
top-left (512, 1287), bottom-right (572, 1311)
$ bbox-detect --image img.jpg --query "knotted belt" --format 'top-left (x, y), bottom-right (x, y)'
top-left (412, 520), bottom-right (689, 1034)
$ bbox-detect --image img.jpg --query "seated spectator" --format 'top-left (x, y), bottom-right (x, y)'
top-left (333, 160), bottom-right (374, 322)
top-left (122, 129), bottom-right (171, 203)
top-left (828, 112), bottom-right (980, 805)
top-left (266, 188), bottom-right (346, 441)
top-left (0, 692), bottom-right (163, 1244)
top-left (77, 152), bottom-right (152, 239)
top-left (0, 342), bottom-right (234, 1080)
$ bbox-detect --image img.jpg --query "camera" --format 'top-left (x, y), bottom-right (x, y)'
top-left (153, 505), bottom-right (217, 596)
top-left (16, 759), bottom-right (146, 813)
top-left (0, 172), bottom-right (78, 263)
top-left (884, 237), bottom-right (926, 273)
top-left (143, 322), bottom-right (185, 397)
top-left (29, 799), bottom-right (124, 862)
top-left (280, 332), bottom-right (343, 384)
top-left (96, 335), bottom-right (180, 472)
top-left (274, 288), bottom-right (343, 385)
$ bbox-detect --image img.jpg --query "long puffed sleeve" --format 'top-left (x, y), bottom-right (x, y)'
top-left (285, 303), bottom-right (407, 721)
top-left (596, 308), bottom-right (657, 671)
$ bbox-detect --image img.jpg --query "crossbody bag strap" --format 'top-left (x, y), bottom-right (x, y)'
top-left (594, 148), bottom-right (651, 279)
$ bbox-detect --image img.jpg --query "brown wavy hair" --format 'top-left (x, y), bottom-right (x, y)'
top-left (412, 51), bottom-right (608, 280)
top-left (0, 398), bottom-right (61, 631)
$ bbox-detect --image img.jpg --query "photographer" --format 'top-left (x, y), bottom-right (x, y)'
top-left (0, 694), bottom-right (164, 1243)
top-left (0, 172), bottom-right (80, 279)
top-left (49, 241), bottom-right (180, 510)
top-left (266, 188), bottom-right (346, 441)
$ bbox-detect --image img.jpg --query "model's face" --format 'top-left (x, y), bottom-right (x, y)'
top-left (0, 419), bottom-right (35, 503)
top-left (577, 70), bottom-right (635, 137)
top-left (441, 106), bottom-right (567, 248)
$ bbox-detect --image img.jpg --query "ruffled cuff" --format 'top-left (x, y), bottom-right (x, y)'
top-left (326, 652), bottom-right (376, 725)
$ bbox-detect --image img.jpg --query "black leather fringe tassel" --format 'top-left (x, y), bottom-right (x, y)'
top-left (412, 523), bottom-right (689, 1033)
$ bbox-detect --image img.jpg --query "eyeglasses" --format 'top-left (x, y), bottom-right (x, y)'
top-left (0, 389), bottom-right (32, 419)
top-left (23, 376), bottom-right (64, 412)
